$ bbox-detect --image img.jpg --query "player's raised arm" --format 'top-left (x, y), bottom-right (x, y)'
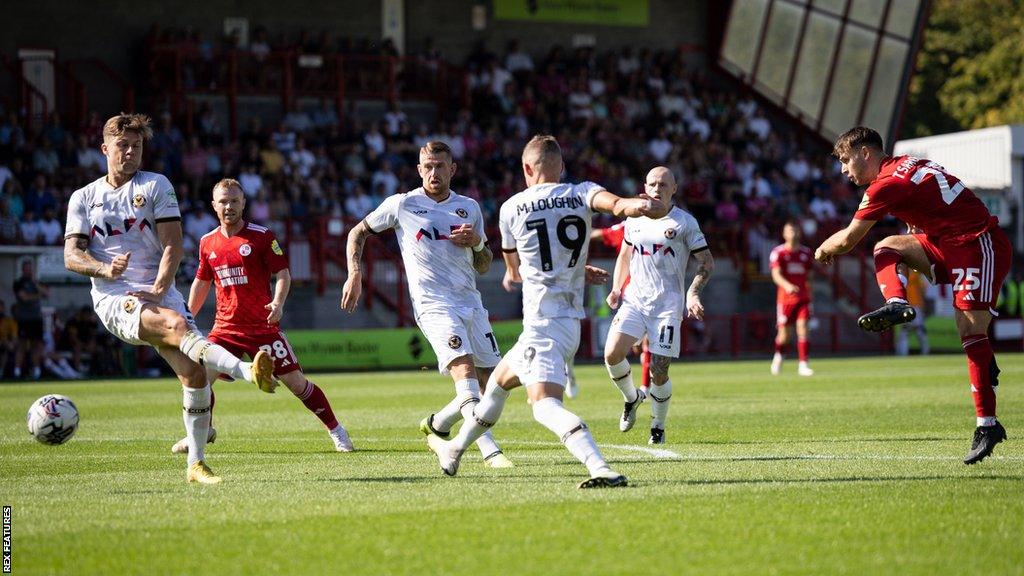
top-left (266, 268), bottom-right (290, 324)
top-left (686, 248), bottom-right (714, 320)
top-left (590, 189), bottom-right (662, 219)
top-left (814, 218), bottom-right (875, 264)
top-left (607, 239), bottom-right (632, 309)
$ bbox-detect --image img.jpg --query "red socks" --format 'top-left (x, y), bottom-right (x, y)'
top-left (297, 381), bottom-right (340, 430)
top-left (774, 340), bottom-right (785, 355)
top-left (641, 347), bottom-right (651, 389)
top-left (873, 248), bottom-right (907, 302)
top-left (962, 335), bottom-right (997, 418)
top-left (797, 339), bottom-right (809, 362)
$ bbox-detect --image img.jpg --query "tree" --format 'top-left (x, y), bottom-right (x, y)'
top-left (901, 0), bottom-right (1024, 138)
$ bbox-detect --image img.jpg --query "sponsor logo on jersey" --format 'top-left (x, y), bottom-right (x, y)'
top-left (123, 297), bottom-right (137, 314)
top-left (664, 228), bottom-right (676, 239)
top-left (448, 335), bottom-right (463, 349)
top-left (90, 202), bottom-right (103, 208)
top-left (90, 217), bottom-right (153, 238)
top-left (271, 239), bottom-right (284, 256)
top-left (632, 243), bottom-right (676, 257)
top-left (411, 209), bottom-right (429, 215)
top-left (456, 208), bottom-right (469, 218)
top-left (415, 226), bottom-right (459, 241)
top-left (132, 193), bottom-right (146, 208)
top-left (209, 251), bottom-right (217, 259)
top-left (215, 265), bottom-right (249, 286)
top-left (239, 244), bottom-right (252, 256)
top-left (858, 194), bottom-right (870, 210)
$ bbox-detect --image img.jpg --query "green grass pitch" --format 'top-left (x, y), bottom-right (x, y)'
top-left (2, 354), bottom-right (1022, 575)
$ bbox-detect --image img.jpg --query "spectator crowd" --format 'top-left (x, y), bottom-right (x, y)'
top-left (1, 34), bottom-right (863, 379)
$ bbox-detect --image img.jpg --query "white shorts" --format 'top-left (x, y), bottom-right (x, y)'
top-left (94, 286), bottom-right (197, 346)
top-left (610, 302), bottom-right (681, 358)
top-left (417, 306), bottom-right (502, 374)
top-left (507, 317), bottom-right (580, 387)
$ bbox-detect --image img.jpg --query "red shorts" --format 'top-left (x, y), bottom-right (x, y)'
top-left (914, 229), bottom-right (1010, 311)
top-left (776, 299), bottom-right (811, 326)
top-left (208, 328), bottom-right (302, 376)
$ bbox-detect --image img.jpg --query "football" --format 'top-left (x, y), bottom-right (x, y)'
top-left (27, 394), bottom-right (80, 445)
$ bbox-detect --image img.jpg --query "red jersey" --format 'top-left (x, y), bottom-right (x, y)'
top-left (195, 222), bottom-right (289, 336)
top-left (600, 222), bottom-right (626, 252)
top-left (854, 155), bottom-right (998, 244)
top-left (769, 243), bottom-right (813, 304)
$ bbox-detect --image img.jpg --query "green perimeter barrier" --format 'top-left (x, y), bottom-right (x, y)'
top-left (285, 320), bottom-right (523, 371)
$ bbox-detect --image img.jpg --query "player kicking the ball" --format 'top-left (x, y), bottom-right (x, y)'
top-left (63, 113), bottom-right (276, 484)
top-left (343, 141), bottom-right (513, 468)
top-left (174, 178), bottom-right (353, 454)
top-left (603, 166), bottom-right (713, 445)
top-left (816, 127), bottom-right (1010, 464)
top-left (426, 135), bottom-right (663, 488)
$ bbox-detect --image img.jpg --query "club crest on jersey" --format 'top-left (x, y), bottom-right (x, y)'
top-left (123, 297), bottom-right (138, 314)
top-left (271, 239), bottom-right (284, 256)
top-left (455, 208), bottom-right (468, 218)
top-left (132, 193), bottom-right (146, 208)
top-left (448, 335), bottom-right (463, 349)
top-left (239, 244), bottom-right (252, 256)
top-left (664, 228), bottom-right (676, 239)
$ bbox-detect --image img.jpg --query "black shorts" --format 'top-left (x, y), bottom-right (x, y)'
top-left (17, 319), bottom-right (43, 341)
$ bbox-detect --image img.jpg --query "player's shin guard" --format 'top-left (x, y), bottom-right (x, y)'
top-left (606, 359), bottom-right (639, 402)
top-left (532, 397), bottom-right (610, 477)
top-left (873, 247), bottom-right (907, 302)
top-left (650, 379), bottom-right (673, 429)
top-left (182, 384), bottom-right (212, 466)
top-left (180, 331), bottom-right (248, 381)
top-left (963, 335), bottom-right (998, 425)
top-left (797, 338), bottom-right (809, 362)
top-left (295, 379), bottom-right (339, 429)
top-left (450, 379), bottom-right (509, 452)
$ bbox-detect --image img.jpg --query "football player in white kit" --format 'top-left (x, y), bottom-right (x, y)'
top-left (603, 167), bottom-right (714, 445)
top-left (426, 135), bottom-right (663, 488)
top-left (342, 141), bottom-right (514, 468)
top-left (63, 113), bottom-right (276, 484)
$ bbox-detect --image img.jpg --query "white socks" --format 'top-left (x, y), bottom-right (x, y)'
top-left (978, 416), bottom-right (997, 427)
top-left (650, 379), bottom-right (673, 429)
top-left (450, 378), bottom-right (509, 452)
top-left (182, 384), bottom-right (212, 466)
top-left (532, 397), bottom-right (610, 477)
top-left (433, 378), bottom-right (481, 432)
top-left (606, 359), bottom-right (638, 402)
top-left (179, 331), bottom-right (250, 381)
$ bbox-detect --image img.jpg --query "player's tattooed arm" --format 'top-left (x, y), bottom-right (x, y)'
top-left (342, 220), bottom-right (373, 312)
top-left (64, 235), bottom-right (127, 279)
top-left (471, 242), bottom-right (493, 275)
top-left (686, 248), bottom-right (714, 320)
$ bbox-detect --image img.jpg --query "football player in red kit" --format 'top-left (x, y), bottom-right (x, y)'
top-left (769, 221), bottom-right (814, 377)
top-left (816, 127), bottom-right (1010, 464)
top-left (173, 178), bottom-right (354, 453)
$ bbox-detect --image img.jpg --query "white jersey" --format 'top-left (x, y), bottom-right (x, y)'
top-left (499, 181), bottom-right (604, 322)
top-left (65, 171), bottom-right (181, 301)
top-left (364, 188), bottom-right (486, 316)
top-left (622, 206), bottom-right (708, 318)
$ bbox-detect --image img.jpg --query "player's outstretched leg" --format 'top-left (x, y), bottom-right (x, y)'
top-left (531, 393), bottom-right (626, 489)
top-left (962, 334), bottom-right (1007, 464)
top-left (279, 371), bottom-right (353, 452)
top-left (178, 330), bottom-right (277, 393)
